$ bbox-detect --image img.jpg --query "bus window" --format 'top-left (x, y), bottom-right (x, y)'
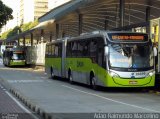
top-left (54, 46), bottom-right (59, 57)
top-left (12, 53), bottom-right (24, 60)
top-left (66, 42), bottom-right (72, 57)
top-left (48, 45), bottom-right (52, 55)
top-left (109, 43), bottom-right (153, 68)
top-left (46, 45), bottom-right (49, 55)
top-left (82, 41), bottom-right (89, 57)
top-left (58, 43), bottom-right (62, 57)
top-left (71, 42), bottom-right (78, 57)
top-left (89, 40), bottom-right (97, 63)
top-left (51, 44), bottom-right (55, 56)
top-left (77, 42), bottom-right (83, 57)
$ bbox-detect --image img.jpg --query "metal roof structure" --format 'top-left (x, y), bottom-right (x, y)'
top-left (6, 0), bottom-right (160, 43)
top-left (38, 0), bottom-right (160, 37)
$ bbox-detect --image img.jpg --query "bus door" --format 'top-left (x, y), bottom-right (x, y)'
top-left (61, 40), bottom-right (67, 77)
top-left (96, 37), bottom-right (106, 81)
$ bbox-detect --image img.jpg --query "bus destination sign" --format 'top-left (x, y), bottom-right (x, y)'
top-left (108, 33), bottom-right (148, 42)
top-left (112, 35), bottom-right (144, 40)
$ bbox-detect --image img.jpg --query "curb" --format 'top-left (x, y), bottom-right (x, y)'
top-left (9, 88), bottom-right (52, 119)
top-left (148, 89), bottom-right (160, 95)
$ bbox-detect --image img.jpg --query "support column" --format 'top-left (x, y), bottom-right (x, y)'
top-left (41, 29), bottom-right (44, 42)
top-left (37, 36), bottom-right (39, 44)
top-left (104, 17), bottom-right (108, 30)
top-left (146, 0), bottom-right (151, 34)
top-left (23, 37), bottom-right (25, 46)
top-left (79, 14), bottom-right (83, 35)
top-left (17, 39), bottom-right (20, 46)
top-left (56, 24), bottom-right (59, 39)
top-left (50, 32), bottom-right (52, 42)
top-left (119, 0), bottom-right (125, 28)
top-left (31, 33), bottom-right (33, 46)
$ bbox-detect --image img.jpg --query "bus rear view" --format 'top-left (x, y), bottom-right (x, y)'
top-left (106, 32), bottom-right (155, 87)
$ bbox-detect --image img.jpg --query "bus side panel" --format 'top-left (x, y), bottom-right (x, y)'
top-left (10, 60), bottom-right (26, 66)
top-left (45, 57), bottom-right (62, 77)
top-left (65, 58), bottom-right (100, 85)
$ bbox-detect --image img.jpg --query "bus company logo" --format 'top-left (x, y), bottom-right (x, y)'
top-left (131, 73), bottom-right (135, 78)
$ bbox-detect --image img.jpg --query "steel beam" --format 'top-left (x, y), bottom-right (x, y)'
top-left (17, 39), bottom-right (20, 46)
top-left (119, 0), bottom-right (125, 28)
top-left (56, 24), bottom-right (59, 39)
top-left (23, 37), bottom-right (25, 46)
top-left (50, 32), bottom-right (52, 42)
top-left (146, 0), bottom-right (151, 34)
top-left (79, 14), bottom-right (83, 35)
top-left (31, 33), bottom-right (33, 46)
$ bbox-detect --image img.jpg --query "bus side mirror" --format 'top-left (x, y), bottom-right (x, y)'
top-left (105, 46), bottom-right (108, 56)
top-left (153, 47), bottom-right (157, 57)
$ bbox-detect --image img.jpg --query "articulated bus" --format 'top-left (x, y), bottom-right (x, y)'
top-left (45, 31), bottom-right (155, 89)
top-left (3, 47), bottom-right (26, 66)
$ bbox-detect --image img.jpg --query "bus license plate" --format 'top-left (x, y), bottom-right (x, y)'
top-left (129, 81), bottom-right (137, 85)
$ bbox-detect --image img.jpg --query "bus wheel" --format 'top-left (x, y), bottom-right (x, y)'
top-left (68, 71), bottom-right (73, 84)
top-left (50, 68), bottom-right (54, 79)
top-left (91, 76), bottom-right (98, 90)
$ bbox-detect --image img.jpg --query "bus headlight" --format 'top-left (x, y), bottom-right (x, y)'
top-left (109, 71), bottom-right (119, 78)
top-left (147, 71), bottom-right (155, 77)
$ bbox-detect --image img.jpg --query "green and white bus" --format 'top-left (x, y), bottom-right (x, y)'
top-left (3, 47), bottom-right (26, 66)
top-left (45, 31), bottom-right (155, 89)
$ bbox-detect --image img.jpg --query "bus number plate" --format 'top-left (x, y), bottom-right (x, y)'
top-left (129, 81), bottom-right (137, 85)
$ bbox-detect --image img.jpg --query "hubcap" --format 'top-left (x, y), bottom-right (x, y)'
top-left (69, 75), bottom-right (72, 82)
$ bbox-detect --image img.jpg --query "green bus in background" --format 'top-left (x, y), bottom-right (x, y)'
top-left (45, 31), bottom-right (155, 89)
top-left (3, 47), bottom-right (26, 66)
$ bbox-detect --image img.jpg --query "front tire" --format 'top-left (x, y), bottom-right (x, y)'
top-left (50, 68), bottom-right (55, 79)
top-left (68, 71), bottom-right (73, 84)
top-left (90, 76), bottom-right (98, 90)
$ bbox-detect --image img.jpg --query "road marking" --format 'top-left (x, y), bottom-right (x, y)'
top-left (62, 85), bottom-right (160, 113)
top-left (7, 80), bottom-right (44, 83)
top-left (5, 91), bottom-right (39, 119)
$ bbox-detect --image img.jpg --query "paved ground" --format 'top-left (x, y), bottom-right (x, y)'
top-left (0, 60), bottom-right (160, 119)
top-left (0, 82), bottom-right (40, 119)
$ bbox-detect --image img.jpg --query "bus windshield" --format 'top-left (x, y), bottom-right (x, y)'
top-left (109, 43), bottom-right (154, 69)
top-left (12, 53), bottom-right (25, 60)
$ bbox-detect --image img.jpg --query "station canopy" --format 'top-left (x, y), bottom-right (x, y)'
top-left (6, 0), bottom-right (160, 42)
top-left (39, 0), bottom-right (160, 37)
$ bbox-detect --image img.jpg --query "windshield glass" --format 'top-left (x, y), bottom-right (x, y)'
top-left (12, 53), bottom-right (25, 60)
top-left (109, 43), bottom-right (153, 69)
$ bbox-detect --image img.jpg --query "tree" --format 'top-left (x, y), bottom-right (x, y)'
top-left (1, 21), bottom-right (38, 39)
top-left (0, 0), bottom-right (13, 29)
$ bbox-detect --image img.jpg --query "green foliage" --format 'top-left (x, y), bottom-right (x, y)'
top-left (1, 28), bottom-right (12, 39)
top-left (7, 26), bottom-right (21, 38)
top-left (21, 20), bottom-right (38, 32)
top-left (0, 21), bottom-right (38, 39)
top-left (0, 0), bottom-right (13, 28)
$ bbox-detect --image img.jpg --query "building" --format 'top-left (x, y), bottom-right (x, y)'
top-left (0, 0), bottom-right (70, 35)
top-left (20, 0), bottom-right (48, 25)
top-left (48, 0), bottom-right (71, 10)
